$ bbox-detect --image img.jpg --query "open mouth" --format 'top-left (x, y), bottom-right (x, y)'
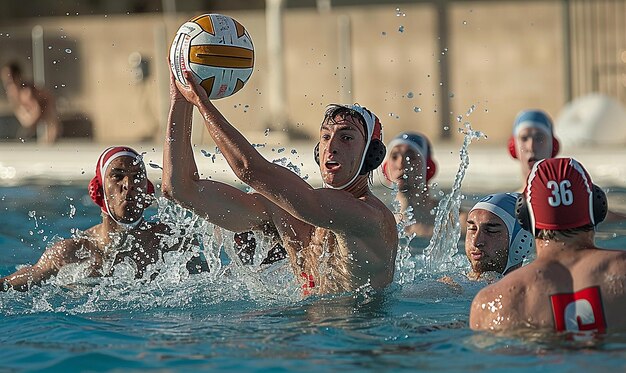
top-left (325, 160), bottom-right (341, 172)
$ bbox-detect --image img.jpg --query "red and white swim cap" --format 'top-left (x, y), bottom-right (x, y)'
top-left (88, 146), bottom-right (154, 224)
top-left (524, 158), bottom-right (597, 230)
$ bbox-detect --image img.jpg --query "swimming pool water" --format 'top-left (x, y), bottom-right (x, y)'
top-left (1, 184), bottom-right (626, 372)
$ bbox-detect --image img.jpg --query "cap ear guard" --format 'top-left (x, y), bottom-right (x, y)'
top-left (426, 158), bottom-right (437, 181)
top-left (381, 160), bottom-right (391, 182)
top-left (508, 135), bottom-right (560, 159)
top-left (360, 139), bottom-right (386, 175)
top-left (551, 137), bottom-right (560, 158)
top-left (147, 180), bottom-right (155, 195)
top-left (592, 184), bottom-right (607, 225)
top-left (515, 194), bottom-right (532, 233)
top-left (314, 143), bottom-right (320, 165)
top-left (508, 136), bottom-right (518, 159)
top-left (89, 176), bottom-right (105, 209)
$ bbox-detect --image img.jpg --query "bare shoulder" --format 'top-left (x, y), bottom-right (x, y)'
top-left (583, 247), bottom-right (626, 271)
top-left (365, 193), bottom-right (396, 228)
top-left (39, 236), bottom-right (92, 266)
top-left (469, 272), bottom-right (528, 331)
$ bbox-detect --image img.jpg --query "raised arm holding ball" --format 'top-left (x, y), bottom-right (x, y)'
top-left (162, 68), bottom-right (398, 296)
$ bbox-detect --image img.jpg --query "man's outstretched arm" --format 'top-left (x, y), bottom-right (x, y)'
top-left (174, 72), bottom-right (386, 234)
top-left (162, 71), bottom-right (270, 233)
top-left (0, 242), bottom-right (69, 292)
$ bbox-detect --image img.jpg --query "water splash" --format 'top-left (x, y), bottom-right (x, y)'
top-left (422, 120), bottom-right (486, 273)
top-left (395, 107), bottom-right (486, 284)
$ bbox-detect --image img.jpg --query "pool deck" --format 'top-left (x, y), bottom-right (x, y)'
top-left (1, 139), bottom-right (625, 193)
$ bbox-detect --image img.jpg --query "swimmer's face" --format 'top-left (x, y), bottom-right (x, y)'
top-left (319, 113), bottom-right (367, 187)
top-left (387, 144), bottom-right (425, 190)
top-left (516, 127), bottom-right (552, 177)
top-left (465, 209), bottom-right (509, 276)
top-left (103, 156), bottom-right (149, 224)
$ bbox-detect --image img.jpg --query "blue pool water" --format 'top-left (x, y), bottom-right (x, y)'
top-left (1, 184), bottom-right (626, 372)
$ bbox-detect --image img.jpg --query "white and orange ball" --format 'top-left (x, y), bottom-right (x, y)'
top-left (169, 14), bottom-right (254, 99)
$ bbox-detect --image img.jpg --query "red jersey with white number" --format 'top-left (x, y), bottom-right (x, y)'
top-left (525, 158), bottom-right (595, 230)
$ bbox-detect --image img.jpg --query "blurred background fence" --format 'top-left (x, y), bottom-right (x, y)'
top-left (0, 0), bottom-right (624, 149)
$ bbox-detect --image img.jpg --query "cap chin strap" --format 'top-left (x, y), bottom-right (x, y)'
top-left (112, 216), bottom-right (144, 231)
top-left (321, 103), bottom-right (376, 190)
top-left (323, 138), bottom-right (370, 190)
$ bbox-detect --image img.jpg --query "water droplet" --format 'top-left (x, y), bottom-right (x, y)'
top-left (65, 48), bottom-right (72, 54)
top-left (407, 92), bottom-right (414, 98)
top-left (413, 107), bottom-right (422, 113)
top-left (381, 31), bottom-right (387, 36)
top-left (264, 128), bottom-right (270, 136)
top-left (456, 115), bottom-right (463, 122)
top-left (449, 92), bottom-right (455, 98)
top-left (463, 20), bottom-right (467, 25)
top-left (398, 25), bottom-right (405, 33)
top-left (443, 126), bottom-right (450, 131)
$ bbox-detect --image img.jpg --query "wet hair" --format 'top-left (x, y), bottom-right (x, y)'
top-left (536, 224), bottom-right (594, 240)
top-left (322, 104), bottom-right (367, 133)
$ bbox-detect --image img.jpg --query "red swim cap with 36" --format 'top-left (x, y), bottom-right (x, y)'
top-left (524, 158), bottom-right (599, 231)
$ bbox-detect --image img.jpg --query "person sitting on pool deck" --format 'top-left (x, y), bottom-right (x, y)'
top-left (470, 158), bottom-right (626, 333)
top-left (1, 61), bottom-right (61, 143)
top-left (0, 146), bottom-right (208, 292)
top-left (162, 70), bottom-right (398, 296)
top-left (465, 193), bottom-right (533, 281)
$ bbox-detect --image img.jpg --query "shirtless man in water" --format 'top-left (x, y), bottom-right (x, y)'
top-left (0, 146), bottom-right (207, 292)
top-left (162, 71), bottom-right (398, 295)
top-left (470, 158), bottom-right (626, 333)
top-left (1, 62), bottom-right (61, 143)
top-left (465, 193), bottom-right (533, 281)
top-left (382, 132), bottom-right (440, 237)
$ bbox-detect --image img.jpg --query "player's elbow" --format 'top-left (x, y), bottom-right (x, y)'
top-left (233, 159), bottom-right (269, 186)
